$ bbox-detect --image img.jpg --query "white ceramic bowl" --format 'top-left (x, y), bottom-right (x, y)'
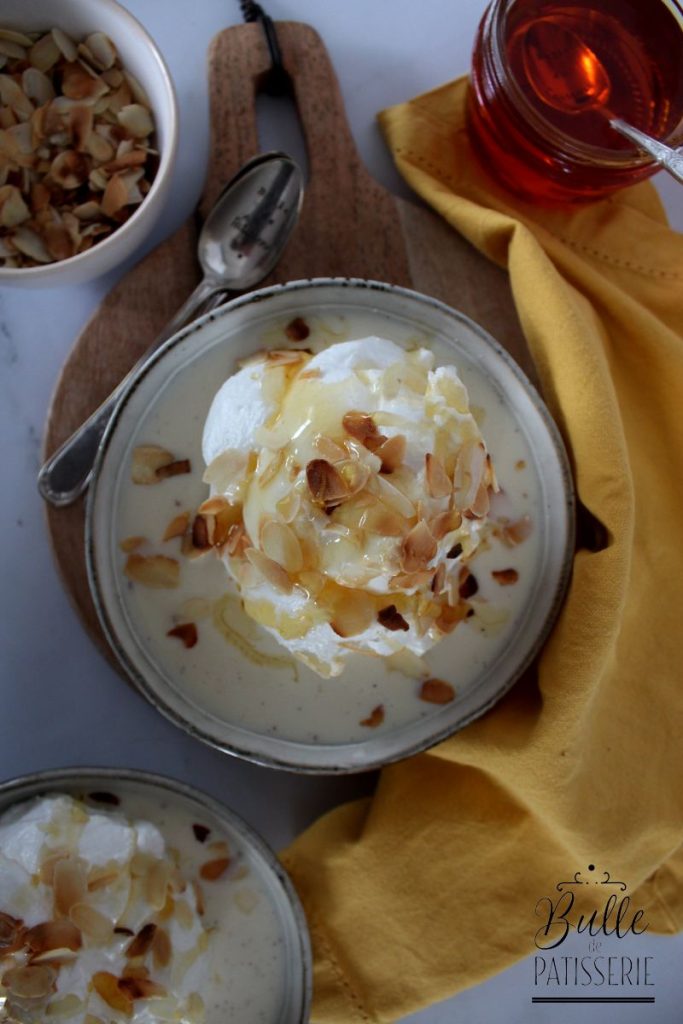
top-left (0, 0), bottom-right (178, 287)
top-left (87, 278), bottom-right (575, 774)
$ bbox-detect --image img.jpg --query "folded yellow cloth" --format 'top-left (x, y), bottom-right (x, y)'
top-left (282, 77), bottom-right (683, 1022)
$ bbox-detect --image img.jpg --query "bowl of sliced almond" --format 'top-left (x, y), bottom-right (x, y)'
top-left (0, 0), bottom-right (177, 286)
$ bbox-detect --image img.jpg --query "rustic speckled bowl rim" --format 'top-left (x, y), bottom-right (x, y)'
top-left (86, 277), bottom-right (575, 774)
top-left (0, 766), bottom-right (312, 1023)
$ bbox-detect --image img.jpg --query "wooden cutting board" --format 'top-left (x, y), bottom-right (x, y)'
top-left (43, 22), bottom-right (534, 666)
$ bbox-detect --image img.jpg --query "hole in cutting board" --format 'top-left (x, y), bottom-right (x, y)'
top-left (255, 89), bottom-right (310, 183)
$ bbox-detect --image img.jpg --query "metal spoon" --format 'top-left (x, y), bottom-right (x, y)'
top-left (38, 152), bottom-right (304, 507)
top-left (522, 21), bottom-right (683, 184)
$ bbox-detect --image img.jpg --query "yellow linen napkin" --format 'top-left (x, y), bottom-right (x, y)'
top-left (282, 77), bottom-right (683, 1022)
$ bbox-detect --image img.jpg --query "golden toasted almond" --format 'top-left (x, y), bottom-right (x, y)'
top-left (200, 857), bottom-right (231, 881)
top-left (151, 926), bottom-right (171, 970)
top-left (92, 972), bottom-right (133, 1016)
top-left (119, 976), bottom-right (166, 1001)
top-left (337, 460), bottom-right (371, 500)
top-left (68, 903), bottom-right (112, 944)
top-left (224, 523), bottom-right (248, 557)
top-left (162, 512), bottom-right (189, 542)
top-left (419, 678), bottom-right (456, 704)
top-left (298, 570), bottom-right (325, 598)
top-left (431, 564), bottom-right (446, 595)
top-left (87, 867), bottom-right (120, 892)
top-left (261, 521), bottom-right (304, 574)
top-left (400, 520), bottom-right (437, 574)
top-left (434, 602), bottom-right (469, 634)
top-left (430, 508), bottom-right (462, 540)
top-left (374, 475), bottom-right (415, 519)
top-left (466, 480), bottom-right (490, 519)
top-left (492, 568), bottom-right (519, 585)
top-left (244, 547), bottom-right (293, 593)
top-left (425, 453), bottom-right (452, 498)
top-left (101, 172), bottom-right (129, 217)
top-left (377, 605), bottom-right (410, 631)
top-left (458, 569), bottom-right (479, 600)
top-left (166, 622), bottom-right (198, 649)
top-left (53, 858), bottom-right (87, 916)
top-left (306, 459), bottom-right (348, 508)
top-left (120, 964), bottom-right (149, 981)
top-left (327, 589), bottom-right (375, 638)
top-left (389, 570), bottom-right (434, 591)
top-left (155, 458), bottom-right (191, 480)
top-left (146, 860), bottom-right (171, 911)
top-left (375, 434), bottom-right (406, 473)
top-left (284, 316), bottom-right (310, 341)
top-left (124, 554), bottom-right (180, 589)
top-left (257, 448), bottom-right (286, 490)
top-left (485, 452), bottom-right (500, 492)
top-left (453, 441), bottom-right (487, 511)
top-left (360, 704), bottom-right (385, 728)
top-left (3, 963), bottom-right (56, 999)
top-left (500, 516), bottom-right (533, 547)
top-left (131, 445), bottom-right (174, 484)
top-left (342, 411), bottom-right (386, 451)
top-left (360, 501), bottom-right (406, 537)
top-left (119, 535), bottom-right (145, 553)
top-left (275, 491), bottom-right (301, 524)
top-left (49, 149), bottom-right (89, 188)
top-left (126, 923), bottom-right (156, 959)
top-left (25, 920), bottom-right (81, 954)
top-left (117, 103), bottom-right (154, 139)
top-left (313, 434), bottom-right (347, 462)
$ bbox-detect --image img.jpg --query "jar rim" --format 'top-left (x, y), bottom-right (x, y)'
top-left (485, 0), bottom-right (683, 170)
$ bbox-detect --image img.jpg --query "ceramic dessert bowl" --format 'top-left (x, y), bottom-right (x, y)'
top-left (0, 766), bottom-right (311, 1022)
top-left (86, 278), bottom-right (575, 774)
top-left (0, 0), bottom-right (178, 287)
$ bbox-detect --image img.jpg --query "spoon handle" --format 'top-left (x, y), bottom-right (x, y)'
top-left (38, 278), bottom-right (224, 508)
top-left (609, 119), bottom-right (683, 185)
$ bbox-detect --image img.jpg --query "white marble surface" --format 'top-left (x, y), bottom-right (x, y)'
top-left (1, 1), bottom-right (681, 1021)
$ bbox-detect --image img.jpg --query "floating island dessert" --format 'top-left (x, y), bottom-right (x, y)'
top-left (194, 336), bottom-right (500, 679)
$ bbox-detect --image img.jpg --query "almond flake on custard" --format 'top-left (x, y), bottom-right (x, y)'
top-left (167, 622), bottom-right (198, 648)
top-left (151, 926), bottom-right (172, 969)
top-left (453, 440), bottom-right (486, 511)
top-left (419, 678), bottom-right (456, 704)
top-left (199, 857), bottom-right (230, 881)
top-left (25, 920), bottom-right (81, 955)
top-left (245, 548), bottom-right (293, 593)
top-left (400, 520), bottom-right (437, 574)
top-left (306, 459), bottom-right (348, 509)
top-left (492, 568), bottom-right (519, 585)
top-left (360, 704), bottom-right (385, 728)
top-left (162, 512), bottom-right (189, 542)
top-left (341, 411), bottom-right (386, 451)
top-left (313, 434), bottom-right (347, 463)
top-left (130, 445), bottom-right (175, 484)
top-left (3, 963), bottom-right (56, 999)
top-left (155, 458), bottom-right (191, 480)
top-left (126, 923), bottom-right (156, 958)
top-left (92, 972), bottom-right (133, 1015)
top-left (375, 434), bottom-right (406, 474)
top-left (500, 516), bottom-right (533, 547)
top-left (261, 521), bottom-right (304, 574)
top-left (119, 976), bottom-right (166, 1000)
top-left (435, 602), bottom-right (469, 634)
top-left (425, 453), bottom-right (452, 499)
top-left (360, 501), bottom-right (406, 538)
top-left (68, 903), bottom-right (112, 944)
top-left (430, 508), bottom-right (462, 540)
top-left (389, 570), bottom-right (434, 591)
top-left (124, 553), bottom-right (180, 589)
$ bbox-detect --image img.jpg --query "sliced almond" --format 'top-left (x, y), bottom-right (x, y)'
top-left (306, 458), bottom-right (348, 509)
top-left (126, 923), bottom-right (156, 959)
top-left (155, 459), bottom-right (191, 480)
top-left (146, 861), bottom-right (171, 911)
top-left (68, 903), bottom-right (112, 943)
top-left (375, 434), bottom-right (406, 473)
top-left (261, 520), bottom-right (304, 574)
top-left (53, 858), bottom-right (87, 916)
top-left (342, 411), bottom-right (386, 451)
top-left (419, 678), bottom-right (456, 704)
top-left (374, 475), bottom-right (415, 519)
top-left (91, 972), bottom-right (133, 1016)
top-left (326, 588), bottom-right (375, 638)
top-left (431, 563), bottom-right (446, 595)
top-left (119, 535), bottom-right (146, 552)
top-left (360, 501), bottom-right (406, 537)
top-left (434, 602), bottom-right (469, 634)
top-left (453, 441), bottom-right (486, 511)
top-left (389, 570), bottom-right (434, 591)
top-left (25, 920), bottom-right (81, 954)
top-left (360, 704), bottom-right (385, 728)
top-left (3, 963), bottom-right (56, 999)
top-left (225, 523), bottom-right (248, 557)
top-left (163, 512), bottom-right (189, 541)
top-left (313, 434), bottom-right (347, 463)
top-left (131, 445), bottom-right (174, 484)
top-left (124, 553), bottom-right (180, 589)
top-left (244, 547), bottom-right (293, 593)
top-left (466, 480), bottom-right (490, 519)
top-left (151, 926), bottom-right (171, 969)
top-left (492, 568), bottom-right (519, 585)
top-left (430, 508), bottom-right (462, 540)
top-left (500, 516), bottom-right (533, 547)
top-left (425, 453), bottom-right (452, 498)
top-left (400, 520), bottom-right (437, 573)
top-left (166, 622), bottom-right (198, 648)
top-left (199, 857), bottom-right (230, 881)
top-left (119, 976), bottom-right (166, 1000)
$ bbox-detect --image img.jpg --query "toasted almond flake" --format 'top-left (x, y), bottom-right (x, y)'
top-left (425, 452), bottom-right (452, 498)
top-left (342, 410), bottom-right (386, 450)
top-left (119, 976), bottom-right (166, 1000)
top-left (29, 33), bottom-right (61, 72)
top-left (131, 445), bottom-right (174, 484)
top-left (146, 860), bottom-right (171, 910)
top-left (313, 434), bottom-right (347, 462)
top-left (91, 972), bottom-right (133, 1015)
top-left (244, 549), bottom-right (291, 592)
top-left (419, 678), bottom-right (456, 704)
top-left (0, 29), bottom-right (34, 47)
top-left (155, 458), bottom-right (191, 481)
top-left (435, 601), bottom-right (469, 634)
top-left (166, 622), bottom-right (198, 648)
top-left (223, 523), bottom-right (246, 557)
top-left (0, 184), bottom-right (30, 227)
top-left (101, 170), bottom-right (128, 216)
top-left (275, 491), bottom-right (301, 524)
top-left (306, 458), bottom-right (348, 508)
top-left (124, 553), bottom-right (180, 589)
top-left (150, 925), bottom-right (171, 969)
top-left (400, 520), bottom-right (437, 573)
top-left (126, 922), bottom-right (156, 958)
top-left (68, 903), bottom-right (112, 943)
top-left (25, 920), bottom-right (81, 954)
top-left (500, 516), bottom-right (533, 546)
top-left (52, 29), bottom-right (78, 63)
top-left (375, 434), bottom-right (406, 473)
top-left (492, 568), bottom-right (519, 585)
top-left (389, 570), bottom-right (434, 590)
top-left (377, 605), bottom-right (409, 631)
top-left (198, 857), bottom-right (230, 882)
top-left (162, 512), bottom-right (189, 541)
top-left (87, 867), bottom-right (120, 891)
top-left (326, 588), bottom-right (375, 638)
top-left (85, 33), bottom-right (117, 71)
top-left (374, 474), bottom-right (415, 519)
top-left (68, 103), bottom-right (93, 151)
top-left (431, 563), bottom-right (446, 595)
top-left (453, 441), bottom-right (487, 511)
top-left (12, 225), bottom-right (53, 263)
top-left (466, 480), bottom-right (490, 519)
top-left (430, 508), bottom-right (462, 540)
top-left (257, 447), bottom-right (285, 489)
top-left (261, 520), bottom-right (304, 573)
top-left (3, 963), bottom-right (56, 999)
top-left (53, 858), bottom-right (87, 916)
top-left (119, 535), bottom-right (146, 553)
top-left (360, 704), bottom-right (385, 728)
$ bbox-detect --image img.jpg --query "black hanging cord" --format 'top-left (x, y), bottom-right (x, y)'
top-left (239, 0), bottom-right (290, 97)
